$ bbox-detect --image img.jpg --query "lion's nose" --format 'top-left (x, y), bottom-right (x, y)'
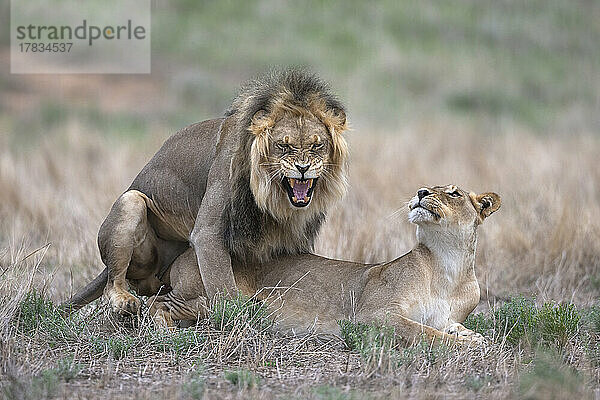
top-left (417, 189), bottom-right (430, 200)
top-left (295, 164), bottom-right (310, 174)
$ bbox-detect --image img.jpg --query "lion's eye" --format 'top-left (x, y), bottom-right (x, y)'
top-left (448, 190), bottom-right (462, 198)
top-left (311, 143), bottom-right (324, 150)
top-left (277, 143), bottom-right (291, 152)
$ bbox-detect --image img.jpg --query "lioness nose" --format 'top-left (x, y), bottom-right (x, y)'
top-left (417, 189), bottom-right (430, 200)
top-left (295, 164), bottom-right (309, 174)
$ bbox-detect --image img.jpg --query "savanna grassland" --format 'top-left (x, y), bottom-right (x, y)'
top-left (1, 1), bottom-right (599, 399)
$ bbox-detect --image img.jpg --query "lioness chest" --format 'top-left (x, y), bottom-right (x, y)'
top-left (405, 277), bottom-right (479, 329)
top-left (407, 298), bottom-right (452, 329)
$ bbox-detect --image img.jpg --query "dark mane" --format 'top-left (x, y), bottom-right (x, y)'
top-left (223, 68), bottom-right (345, 263)
top-left (225, 67), bottom-right (346, 130)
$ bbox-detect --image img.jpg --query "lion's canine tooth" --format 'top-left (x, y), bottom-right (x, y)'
top-left (308, 179), bottom-right (313, 188)
top-left (304, 195), bottom-right (309, 202)
top-left (292, 195), bottom-right (297, 202)
top-left (289, 178), bottom-right (295, 188)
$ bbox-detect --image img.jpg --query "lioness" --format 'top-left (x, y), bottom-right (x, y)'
top-left (150, 185), bottom-right (500, 344)
top-left (63, 69), bottom-right (349, 315)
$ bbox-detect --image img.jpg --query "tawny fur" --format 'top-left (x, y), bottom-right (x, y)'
top-left (150, 185), bottom-right (501, 346)
top-left (61, 69), bottom-right (349, 314)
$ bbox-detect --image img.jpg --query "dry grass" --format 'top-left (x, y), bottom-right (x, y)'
top-left (1, 116), bottom-right (599, 398)
top-left (2, 0), bottom-right (600, 396)
top-left (318, 124), bottom-right (600, 306)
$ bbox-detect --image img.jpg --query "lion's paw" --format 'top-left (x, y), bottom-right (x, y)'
top-left (108, 289), bottom-right (141, 315)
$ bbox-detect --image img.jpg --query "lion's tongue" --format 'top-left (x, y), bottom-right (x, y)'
top-left (293, 180), bottom-right (310, 201)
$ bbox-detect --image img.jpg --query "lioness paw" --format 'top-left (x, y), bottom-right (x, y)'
top-left (445, 323), bottom-right (486, 345)
top-left (458, 330), bottom-right (485, 345)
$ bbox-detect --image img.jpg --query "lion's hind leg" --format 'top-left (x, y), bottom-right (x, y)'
top-left (98, 190), bottom-right (158, 315)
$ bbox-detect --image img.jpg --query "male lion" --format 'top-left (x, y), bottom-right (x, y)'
top-left (149, 185), bottom-right (500, 345)
top-left (63, 69), bottom-right (348, 315)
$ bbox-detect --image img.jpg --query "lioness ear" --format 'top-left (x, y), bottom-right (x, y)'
top-left (469, 192), bottom-right (501, 221)
top-left (250, 109), bottom-right (271, 136)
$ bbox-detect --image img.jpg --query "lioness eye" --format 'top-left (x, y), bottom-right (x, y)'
top-left (448, 190), bottom-right (462, 198)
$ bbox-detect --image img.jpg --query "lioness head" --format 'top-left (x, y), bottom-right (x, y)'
top-left (408, 185), bottom-right (501, 227)
top-left (245, 72), bottom-right (348, 219)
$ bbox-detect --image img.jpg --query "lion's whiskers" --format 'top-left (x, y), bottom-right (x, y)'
top-left (319, 169), bottom-right (335, 181)
top-left (266, 169), bottom-right (281, 184)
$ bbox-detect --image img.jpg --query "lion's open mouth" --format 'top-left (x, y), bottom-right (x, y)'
top-left (282, 177), bottom-right (318, 207)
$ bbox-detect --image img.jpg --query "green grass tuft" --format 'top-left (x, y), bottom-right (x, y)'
top-left (339, 320), bottom-right (396, 358)
top-left (581, 305), bottom-right (600, 367)
top-left (465, 296), bottom-right (538, 345)
top-left (210, 294), bottom-right (271, 331)
top-left (464, 374), bottom-right (492, 392)
top-left (493, 296), bottom-right (539, 346)
top-left (91, 336), bottom-right (134, 360)
top-left (30, 369), bottom-right (60, 398)
top-left (150, 328), bottom-right (204, 355)
top-left (465, 297), bottom-right (583, 349)
top-left (224, 369), bottom-right (259, 389)
top-left (583, 305), bottom-right (600, 334)
top-left (313, 385), bottom-right (365, 400)
top-left (398, 338), bottom-right (452, 366)
top-left (181, 369), bottom-right (205, 399)
top-left (6, 357), bottom-right (84, 399)
top-left (339, 320), bottom-right (451, 369)
top-left (15, 290), bottom-right (60, 334)
top-left (537, 302), bottom-right (581, 349)
top-left (13, 290), bottom-right (85, 345)
top-left (52, 357), bottom-right (83, 382)
top-left (463, 312), bottom-right (495, 335)
top-left (518, 349), bottom-right (589, 399)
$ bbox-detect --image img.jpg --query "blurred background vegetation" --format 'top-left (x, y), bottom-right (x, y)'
top-left (1, 5), bottom-right (599, 396)
top-left (1, 0), bottom-right (599, 145)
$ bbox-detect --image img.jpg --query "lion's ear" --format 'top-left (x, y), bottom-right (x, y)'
top-left (469, 192), bottom-right (501, 221)
top-left (252, 109), bottom-right (267, 123)
top-left (325, 107), bottom-right (348, 161)
top-left (327, 107), bottom-right (347, 135)
top-left (250, 109), bottom-right (272, 136)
